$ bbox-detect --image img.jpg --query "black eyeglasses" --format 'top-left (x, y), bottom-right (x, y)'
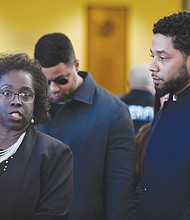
top-left (48, 76), bottom-right (69, 85)
top-left (0, 87), bottom-right (35, 103)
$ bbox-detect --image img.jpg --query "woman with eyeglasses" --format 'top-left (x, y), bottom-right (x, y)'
top-left (0, 53), bottom-right (73, 220)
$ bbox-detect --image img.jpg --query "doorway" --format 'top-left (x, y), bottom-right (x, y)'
top-left (87, 6), bottom-right (127, 95)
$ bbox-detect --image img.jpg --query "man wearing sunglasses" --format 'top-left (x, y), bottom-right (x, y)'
top-left (34, 32), bottom-right (136, 220)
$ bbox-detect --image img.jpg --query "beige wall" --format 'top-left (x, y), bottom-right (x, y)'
top-left (0, 0), bottom-right (181, 91)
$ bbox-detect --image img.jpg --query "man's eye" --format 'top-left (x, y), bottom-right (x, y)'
top-left (160, 56), bottom-right (168, 60)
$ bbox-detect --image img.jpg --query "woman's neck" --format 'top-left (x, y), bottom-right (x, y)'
top-left (0, 130), bottom-right (25, 149)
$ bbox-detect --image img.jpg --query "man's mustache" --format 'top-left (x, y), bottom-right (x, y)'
top-left (151, 72), bottom-right (161, 79)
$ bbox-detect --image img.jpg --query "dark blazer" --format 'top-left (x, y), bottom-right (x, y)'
top-left (128, 86), bottom-right (190, 220)
top-left (39, 72), bottom-right (136, 220)
top-left (0, 125), bottom-right (73, 220)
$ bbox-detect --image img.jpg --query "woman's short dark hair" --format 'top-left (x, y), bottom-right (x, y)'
top-left (0, 53), bottom-right (49, 124)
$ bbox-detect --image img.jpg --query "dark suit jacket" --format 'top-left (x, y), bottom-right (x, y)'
top-left (0, 125), bottom-right (73, 220)
top-left (128, 86), bottom-right (190, 220)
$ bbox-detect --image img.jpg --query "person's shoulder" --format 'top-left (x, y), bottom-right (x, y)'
top-left (96, 85), bottom-right (126, 106)
top-left (85, 72), bottom-right (128, 111)
top-left (36, 131), bottom-right (70, 152)
top-left (120, 93), bottom-right (131, 103)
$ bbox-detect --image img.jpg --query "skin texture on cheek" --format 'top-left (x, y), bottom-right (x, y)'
top-left (156, 63), bottom-right (190, 96)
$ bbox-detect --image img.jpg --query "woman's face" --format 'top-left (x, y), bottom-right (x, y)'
top-left (0, 70), bottom-right (35, 133)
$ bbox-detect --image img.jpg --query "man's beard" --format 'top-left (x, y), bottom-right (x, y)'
top-left (155, 63), bottom-right (190, 97)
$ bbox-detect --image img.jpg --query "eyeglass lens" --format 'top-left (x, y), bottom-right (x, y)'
top-left (0, 88), bottom-right (35, 103)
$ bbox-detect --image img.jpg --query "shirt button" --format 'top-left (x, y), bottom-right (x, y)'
top-left (140, 186), bottom-right (147, 194)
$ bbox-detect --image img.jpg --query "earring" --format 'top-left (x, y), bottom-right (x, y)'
top-left (31, 116), bottom-right (35, 124)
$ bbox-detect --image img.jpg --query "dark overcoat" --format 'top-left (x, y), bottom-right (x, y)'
top-left (39, 72), bottom-right (136, 220)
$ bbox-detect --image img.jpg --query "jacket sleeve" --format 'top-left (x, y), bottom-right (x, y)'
top-left (32, 143), bottom-right (73, 220)
top-left (126, 186), bottom-right (139, 220)
top-left (106, 104), bottom-right (136, 220)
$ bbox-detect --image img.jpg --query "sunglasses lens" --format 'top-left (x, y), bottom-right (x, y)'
top-left (48, 77), bottom-right (69, 85)
top-left (56, 78), bottom-right (68, 85)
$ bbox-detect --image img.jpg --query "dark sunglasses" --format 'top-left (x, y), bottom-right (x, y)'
top-left (48, 76), bottom-right (69, 85)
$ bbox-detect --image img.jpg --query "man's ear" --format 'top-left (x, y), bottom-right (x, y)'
top-left (75, 59), bottom-right (80, 72)
top-left (186, 55), bottom-right (190, 73)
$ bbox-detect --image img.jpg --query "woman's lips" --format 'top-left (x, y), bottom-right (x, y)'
top-left (9, 112), bottom-right (22, 121)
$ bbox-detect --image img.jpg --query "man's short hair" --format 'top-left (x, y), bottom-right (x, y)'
top-left (153, 11), bottom-right (190, 56)
top-left (34, 32), bottom-right (76, 67)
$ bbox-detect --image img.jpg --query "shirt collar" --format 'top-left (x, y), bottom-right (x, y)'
top-left (172, 94), bottom-right (178, 101)
top-left (72, 71), bottom-right (96, 104)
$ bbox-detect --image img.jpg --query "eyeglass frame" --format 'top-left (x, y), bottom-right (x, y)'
top-left (0, 86), bottom-right (36, 103)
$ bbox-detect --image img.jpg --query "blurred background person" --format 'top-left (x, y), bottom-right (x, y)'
top-left (135, 122), bottom-right (151, 185)
top-left (120, 63), bottom-right (155, 134)
top-left (0, 53), bottom-right (73, 220)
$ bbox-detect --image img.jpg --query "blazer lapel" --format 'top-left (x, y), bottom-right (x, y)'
top-left (0, 125), bottom-right (37, 217)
